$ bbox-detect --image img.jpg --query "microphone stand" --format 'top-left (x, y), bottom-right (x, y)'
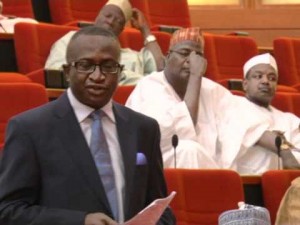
top-left (275, 136), bottom-right (282, 170)
top-left (172, 135), bottom-right (178, 169)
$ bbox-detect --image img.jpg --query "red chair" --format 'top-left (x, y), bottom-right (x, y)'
top-left (119, 27), bottom-right (172, 55)
top-left (14, 22), bottom-right (77, 85)
top-left (0, 72), bottom-right (32, 83)
top-left (0, 83), bottom-right (48, 147)
top-left (273, 37), bottom-right (300, 91)
top-left (145, 0), bottom-right (191, 30)
top-left (113, 85), bottom-right (135, 105)
top-left (204, 33), bottom-right (298, 92)
top-left (290, 93), bottom-right (300, 117)
top-left (2, 0), bottom-right (35, 18)
top-left (164, 169), bottom-right (244, 225)
top-left (203, 33), bottom-right (258, 85)
top-left (48, 0), bottom-right (106, 25)
top-left (271, 92), bottom-right (294, 114)
top-left (261, 170), bottom-right (300, 225)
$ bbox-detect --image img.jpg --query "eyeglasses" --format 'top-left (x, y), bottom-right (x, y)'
top-left (69, 60), bottom-right (124, 75)
top-left (170, 49), bottom-right (204, 58)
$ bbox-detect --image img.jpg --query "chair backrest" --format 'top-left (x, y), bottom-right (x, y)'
top-left (0, 83), bottom-right (48, 145)
top-left (48, 0), bottom-right (106, 25)
top-left (261, 170), bottom-right (300, 225)
top-left (0, 72), bottom-right (32, 83)
top-left (14, 22), bottom-right (77, 74)
top-left (273, 37), bottom-right (300, 86)
top-left (113, 85), bottom-right (135, 105)
top-left (2, 0), bottom-right (35, 18)
top-left (164, 169), bottom-right (245, 225)
top-left (271, 92), bottom-right (294, 114)
top-left (145, 0), bottom-right (191, 29)
top-left (204, 33), bottom-right (258, 83)
top-left (119, 27), bottom-right (172, 55)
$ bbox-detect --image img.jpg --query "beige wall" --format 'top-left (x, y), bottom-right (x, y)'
top-left (188, 0), bottom-right (300, 47)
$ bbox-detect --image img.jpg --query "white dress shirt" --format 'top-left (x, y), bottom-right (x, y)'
top-left (67, 88), bottom-right (125, 222)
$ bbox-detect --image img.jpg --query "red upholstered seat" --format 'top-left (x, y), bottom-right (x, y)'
top-left (113, 85), bottom-right (135, 105)
top-left (145, 0), bottom-right (191, 30)
top-left (261, 170), bottom-right (300, 225)
top-left (0, 72), bottom-right (32, 83)
top-left (164, 169), bottom-right (244, 225)
top-left (0, 83), bottom-right (48, 147)
top-left (119, 27), bottom-right (172, 55)
top-left (2, 0), bottom-right (35, 18)
top-left (203, 33), bottom-right (258, 84)
top-left (273, 37), bottom-right (300, 90)
top-left (48, 0), bottom-right (106, 25)
top-left (14, 22), bottom-right (78, 85)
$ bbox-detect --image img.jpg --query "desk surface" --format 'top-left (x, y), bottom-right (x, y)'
top-left (46, 88), bottom-right (65, 99)
top-left (0, 33), bottom-right (13, 40)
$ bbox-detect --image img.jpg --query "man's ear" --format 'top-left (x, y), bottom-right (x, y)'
top-left (62, 64), bottom-right (70, 82)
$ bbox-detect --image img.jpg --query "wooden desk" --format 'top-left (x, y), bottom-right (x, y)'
top-left (241, 175), bottom-right (263, 206)
top-left (46, 88), bottom-right (65, 100)
top-left (258, 46), bottom-right (273, 55)
top-left (0, 33), bottom-right (18, 72)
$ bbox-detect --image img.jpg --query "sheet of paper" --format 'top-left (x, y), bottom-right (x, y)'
top-left (122, 191), bottom-right (176, 225)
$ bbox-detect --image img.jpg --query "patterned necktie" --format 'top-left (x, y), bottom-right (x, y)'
top-left (90, 110), bottom-right (118, 219)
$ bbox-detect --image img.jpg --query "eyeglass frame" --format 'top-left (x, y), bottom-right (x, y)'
top-left (68, 60), bottom-right (124, 75)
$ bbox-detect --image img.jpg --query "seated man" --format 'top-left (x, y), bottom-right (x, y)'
top-left (0, 0), bottom-right (38, 33)
top-left (45, 0), bottom-right (165, 86)
top-left (126, 27), bottom-right (236, 169)
top-left (221, 53), bottom-right (300, 174)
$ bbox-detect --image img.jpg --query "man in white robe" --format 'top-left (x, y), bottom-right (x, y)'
top-left (222, 53), bottom-right (300, 174)
top-left (45, 0), bottom-right (165, 86)
top-left (126, 27), bottom-right (236, 169)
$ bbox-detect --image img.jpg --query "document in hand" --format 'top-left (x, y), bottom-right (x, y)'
top-left (122, 191), bottom-right (176, 225)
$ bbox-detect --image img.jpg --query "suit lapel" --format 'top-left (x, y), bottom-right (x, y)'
top-left (53, 94), bottom-right (112, 213)
top-left (113, 103), bottom-right (137, 218)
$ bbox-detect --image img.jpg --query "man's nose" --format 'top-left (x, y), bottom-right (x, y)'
top-left (89, 66), bottom-right (105, 80)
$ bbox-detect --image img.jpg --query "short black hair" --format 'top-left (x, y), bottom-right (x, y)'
top-left (66, 25), bottom-right (120, 62)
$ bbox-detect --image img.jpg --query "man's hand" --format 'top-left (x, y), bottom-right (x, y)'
top-left (281, 150), bottom-right (300, 170)
top-left (130, 8), bottom-right (150, 36)
top-left (85, 213), bottom-right (118, 225)
top-left (189, 51), bottom-right (207, 78)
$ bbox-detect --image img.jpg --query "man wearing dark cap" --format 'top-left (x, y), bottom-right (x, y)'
top-left (126, 27), bottom-right (235, 169)
top-left (45, 0), bottom-right (165, 85)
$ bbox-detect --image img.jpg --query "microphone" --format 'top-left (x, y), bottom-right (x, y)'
top-left (275, 136), bottom-right (282, 169)
top-left (172, 134), bottom-right (178, 168)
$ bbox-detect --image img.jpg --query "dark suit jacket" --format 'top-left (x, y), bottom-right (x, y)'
top-left (0, 93), bottom-right (175, 225)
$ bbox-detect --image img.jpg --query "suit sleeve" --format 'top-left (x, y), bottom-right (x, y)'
top-left (0, 118), bottom-right (86, 225)
top-left (147, 120), bottom-right (176, 225)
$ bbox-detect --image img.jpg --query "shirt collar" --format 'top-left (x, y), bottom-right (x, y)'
top-left (67, 88), bottom-right (115, 123)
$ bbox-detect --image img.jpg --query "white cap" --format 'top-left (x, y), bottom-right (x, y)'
top-left (243, 53), bottom-right (278, 77)
top-left (105, 0), bottom-right (132, 22)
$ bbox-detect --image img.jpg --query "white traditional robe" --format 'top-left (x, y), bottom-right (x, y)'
top-left (126, 71), bottom-right (235, 169)
top-left (45, 31), bottom-right (157, 85)
top-left (223, 96), bottom-right (300, 174)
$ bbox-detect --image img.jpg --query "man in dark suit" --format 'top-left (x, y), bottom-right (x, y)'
top-left (0, 26), bottom-right (175, 225)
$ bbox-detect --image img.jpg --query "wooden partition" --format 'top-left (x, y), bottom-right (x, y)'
top-left (189, 0), bottom-right (300, 47)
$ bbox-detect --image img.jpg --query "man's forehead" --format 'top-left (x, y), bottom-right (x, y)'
top-left (171, 40), bottom-right (202, 51)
